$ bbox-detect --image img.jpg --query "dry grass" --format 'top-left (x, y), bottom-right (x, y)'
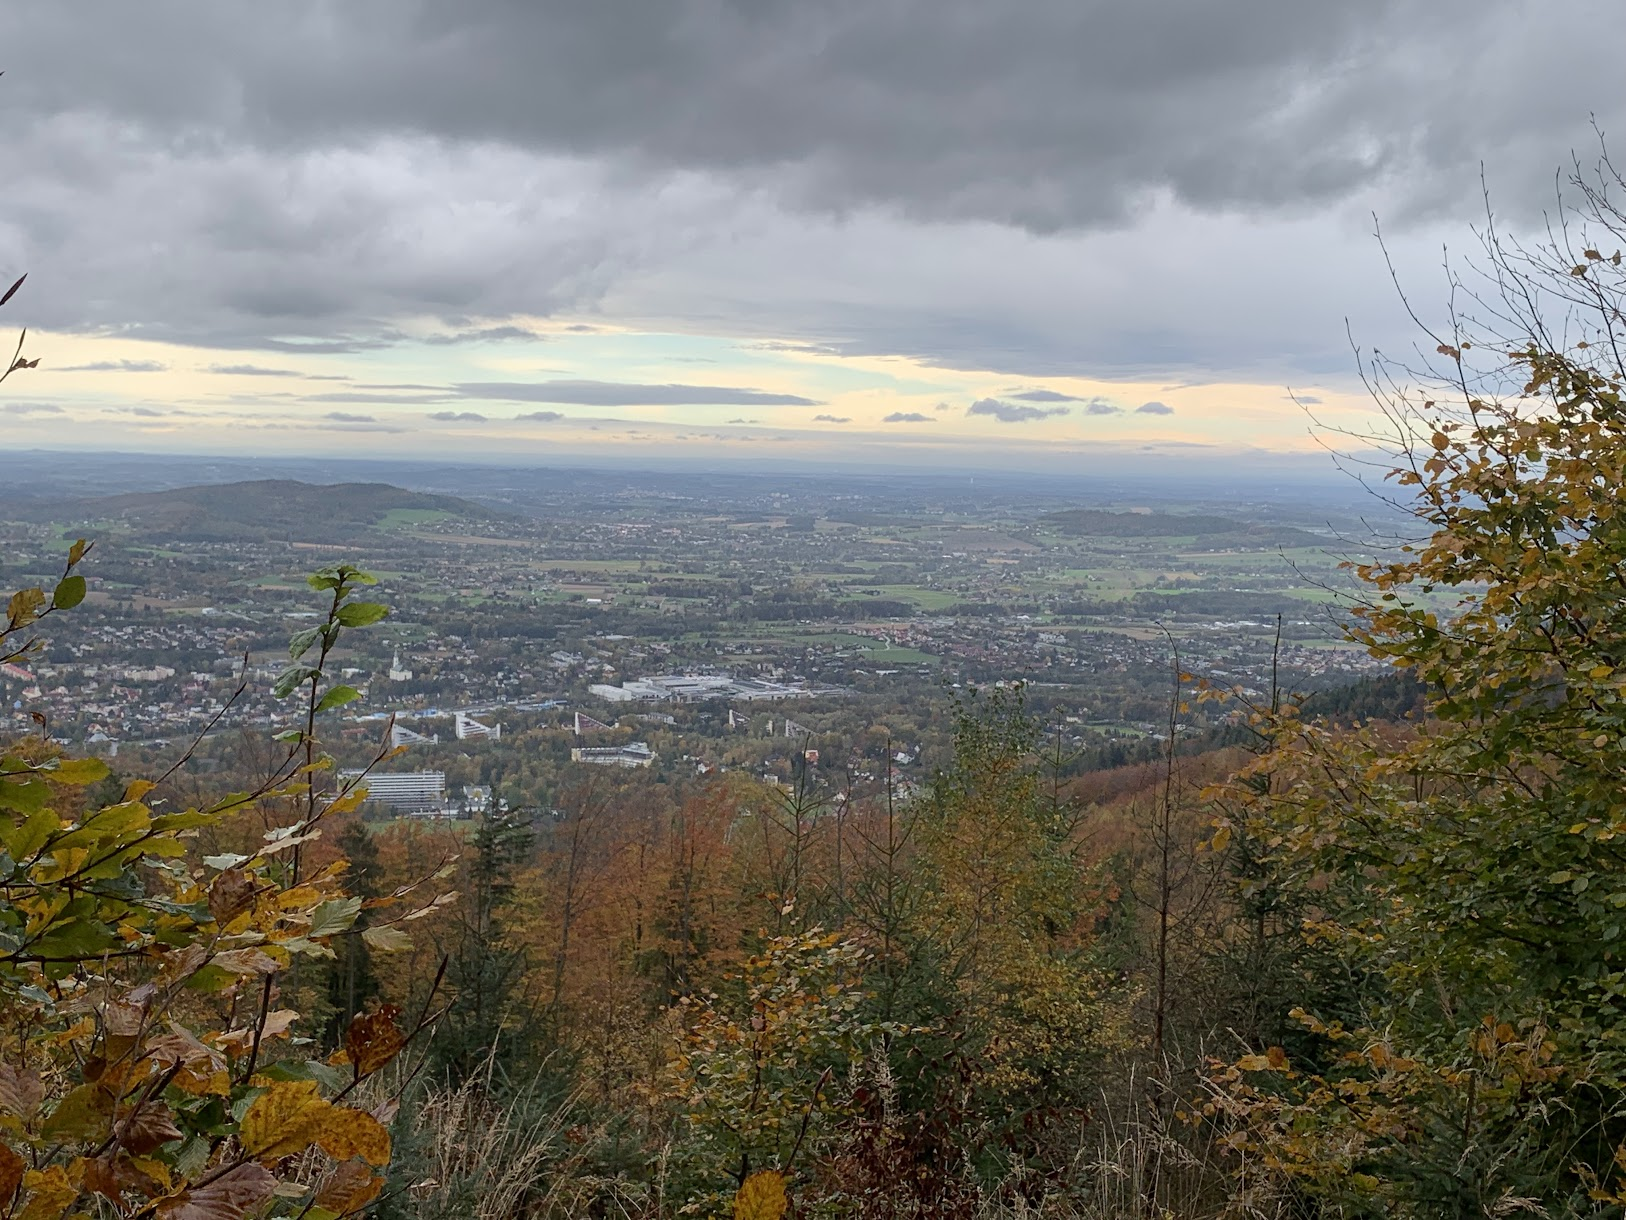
top-left (381, 1053), bottom-right (648, 1220)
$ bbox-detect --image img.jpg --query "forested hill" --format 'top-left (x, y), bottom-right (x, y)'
top-left (17, 478), bottom-right (493, 542)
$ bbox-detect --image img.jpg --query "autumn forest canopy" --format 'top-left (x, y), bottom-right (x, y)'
top-left (14, 164), bottom-right (1626, 1220)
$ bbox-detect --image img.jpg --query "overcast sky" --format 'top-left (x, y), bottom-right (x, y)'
top-left (2, 0), bottom-right (1622, 472)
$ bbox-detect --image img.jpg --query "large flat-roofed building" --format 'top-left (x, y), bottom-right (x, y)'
top-left (454, 712), bottom-right (501, 741)
top-left (570, 742), bottom-right (655, 769)
top-left (339, 769), bottom-right (447, 815)
top-left (590, 675), bottom-right (839, 703)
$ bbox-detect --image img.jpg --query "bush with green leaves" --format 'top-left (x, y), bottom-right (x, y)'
top-left (0, 552), bottom-right (449, 1220)
top-left (1205, 161), bottom-right (1626, 1216)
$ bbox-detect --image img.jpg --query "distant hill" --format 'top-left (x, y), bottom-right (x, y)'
top-left (21, 479), bottom-right (493, 543)
top-left (1041, 508), bottom-right (1327, 547)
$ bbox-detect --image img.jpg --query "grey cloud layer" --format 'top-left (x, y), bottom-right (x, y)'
top-left (1009, 390), bottom-right (1084, 403)
top-left (968, 397), bottom-right (1069, 423)
top-left (208, 364), bottom-right (310, 377)
top-left (58, 359), bottom-right (167, 373)
top-left (4, 0), bottom-right (1622, 381)
top-left (10, 0), bottom-right (1609, 227)
top-left (455, 381), bottom-right (820, 406)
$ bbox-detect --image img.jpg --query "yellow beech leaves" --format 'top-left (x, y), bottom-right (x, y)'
top-left (240, 1081), bottom-right (391, 1167)
top-left (733, 1169), bottom-right (789, 1220)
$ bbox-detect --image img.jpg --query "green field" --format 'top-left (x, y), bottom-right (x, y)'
top-left (841, 584), bottom-right (961, 611)
top-left (378, 508), bottom-right (458, 529)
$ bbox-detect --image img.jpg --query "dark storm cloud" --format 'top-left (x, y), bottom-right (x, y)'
top-left (4, 0), bottom-right (1622, 375)
top-left (10, 0), bottom-right (1600, 227)
top-left (1136, 401), bottom-right (1175, 414)
top-left (967, 397), bottom-right (1068, 423)
top-left (883, 412), bottom-right (934, 423)
top-left (455, 380), bottom-right (820, 406)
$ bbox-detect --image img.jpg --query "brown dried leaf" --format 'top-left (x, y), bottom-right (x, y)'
top-left (315, 1159), bottom-right (384, 1215)
top-left (0, 1142), bottom-right (23, 1206)
top-left (0, 1064), bottom-right (44, 1118)
top-left (214, 1010), bottom-right (298, 1053)
top-left (82, 1153), bottom-right (163, 1202)
top-left (155, 1164), bottom-right (276, 1220)
top-left (103, 998), bottom-right (147, 1038)
top-left (211, 949), bottom-right (279, 976)
top-left (116, 1098), bottom-right (184, 1155)
top-left (208, 869), bottom-right (257, 923)
top-left (344, 1005), bottom-right (404, 1076)
top-left (160, 943), bottom-right (210, 986)
top-left (145, 1024), bottom-right (224, 1072)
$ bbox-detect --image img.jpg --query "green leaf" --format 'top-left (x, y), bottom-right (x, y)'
top-left (272, 664), bottom-right (320, 699)
top-left (335, 601), bottom-right (389, 628)
top-left (288, 627), bottom-right (323, 660)
top-left (4, 804), bottom-right (58, 860)
top-left (257, 1058), bottom-right (348, 1093)
top-left (53, 801), bottom-right (151, 853)
top-left (47, 756), bottom-right (108, 785)
top-left (183, 964), bottom-right (235, 994)
top-left (361, 925), bottom-right (413, 953)
top-left (150, 810), bottom-right (217, 833)
top-left (0, 776), bottom-right (50, 817)
top-left (30, 914), bottom-right (118, 963)
top-left (315, 685), bottom-right (361, 714)
top-left (309, 896), bottom-right (363, 938)
top-left (41, 1083), bottom-right (112, 1140)
top-left (51, 574), bottom-right (85, 610)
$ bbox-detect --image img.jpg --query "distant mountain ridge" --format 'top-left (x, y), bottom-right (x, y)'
top-left (19, 479), bottom-right (492, 542)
